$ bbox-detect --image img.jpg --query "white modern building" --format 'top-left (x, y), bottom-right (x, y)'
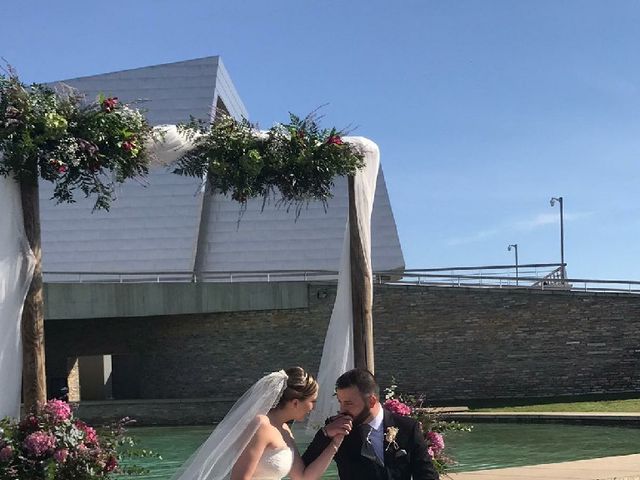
top-left (41, 56), bottom-right (404, 281)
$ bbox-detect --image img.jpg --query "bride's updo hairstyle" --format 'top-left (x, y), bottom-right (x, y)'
top-left (274, 367), bottom-right (318, 409)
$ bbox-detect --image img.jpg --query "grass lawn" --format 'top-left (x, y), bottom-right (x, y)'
top-left (473, 398), bottom-right (640, 413)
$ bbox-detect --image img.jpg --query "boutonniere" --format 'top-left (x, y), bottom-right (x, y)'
top-left (384, 426), bottom-right (399, 451)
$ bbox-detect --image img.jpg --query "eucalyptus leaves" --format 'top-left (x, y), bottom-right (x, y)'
top-left (174, 113), bottom-right (365, 212)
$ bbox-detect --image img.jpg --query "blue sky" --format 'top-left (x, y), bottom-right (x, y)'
top-left (3, 1), bottom-right (640, 280)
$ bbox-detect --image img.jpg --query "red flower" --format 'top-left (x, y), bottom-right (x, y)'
top-left (121, 141), bottom-right (134, 152)
top-left (19, 415), bottom-right (38, 432)
top-left (104, 455), bottom-right (118, 473)
top-left (326, 135), bottom-right (343, 145)
top-left (0, 446), bottom-right (13, 462)
top-left (102, 97), bottom-right (118, 113)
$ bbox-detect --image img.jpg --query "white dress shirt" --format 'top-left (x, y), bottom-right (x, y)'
top-left (366, 406), bottom-right (385, 465)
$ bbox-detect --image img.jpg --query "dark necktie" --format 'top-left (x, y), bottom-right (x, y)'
top-left (360, 423), bottom-right (383, 466)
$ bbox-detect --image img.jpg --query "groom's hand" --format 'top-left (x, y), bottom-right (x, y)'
top-left (323, 414), bottom-right (352, 438)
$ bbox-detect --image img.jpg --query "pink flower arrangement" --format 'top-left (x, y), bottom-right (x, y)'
top-left (382, 381), bottom-right (471, 475)
top-left (0, 398), bottom-right (155, 479)
top-left (427, 431), bottom-right (445, 457)
top-left (23, 431), bottom-right (56, 457)
top-left (43, 398), bottom-right (72, 423)
top-left (383, 398), bottom-right (413, 416)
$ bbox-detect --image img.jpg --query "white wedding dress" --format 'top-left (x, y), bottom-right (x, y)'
top-left (251, 446), bottom-right (294, 480)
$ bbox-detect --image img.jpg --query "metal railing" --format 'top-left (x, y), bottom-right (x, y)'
top-left (43, 263), bottom-right (640, 295)
top-left (43, 269), bottom-right (340, 284)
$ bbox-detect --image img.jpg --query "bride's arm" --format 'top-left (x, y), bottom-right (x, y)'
top-left (230, 416), bottom-right (271, 480)
top-left (285, 425), bottom-right (343, 480)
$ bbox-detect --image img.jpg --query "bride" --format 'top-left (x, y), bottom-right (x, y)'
top-left (174, 367), bottom-right (350, 480)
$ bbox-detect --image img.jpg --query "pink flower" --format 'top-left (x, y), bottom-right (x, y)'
top-left (427, 446), bottom-right (435, 459)
top-left (75, 421), bottom-right (98, 445)
top-left (48, 159), bottom-right (69, 175)
top-left (121, 140), bottom-right (134, 152)
top-left (53, 448), bottom-right (69, 463)
top-left (427, 431), bottom-right (445, 455)
top-left (383, 398), bottom-right (412, 416)
top-left (0, 446), bottom-right (13, 462)
top-left (326, 135), bottom-right (343, 145)
top-left (23, 431), bottom-right (56, 457)
top-left (44, 399), bottom-right (72, 422)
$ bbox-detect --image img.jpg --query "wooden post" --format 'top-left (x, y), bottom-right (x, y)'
top-left (20, 180), bottom-right (47, 411)
top-left (348, 176), bottom-right (375, 373)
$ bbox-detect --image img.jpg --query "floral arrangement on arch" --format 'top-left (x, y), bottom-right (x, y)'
top-left (0, 67), bottom-right (154, 211)
top-left (382, 381), bottom-right (472, 474)
top-left (0, 399), bottom-right (157, 480)
top-left (174, 112), bottom-right (365, 216)
top-left (1, 66), bottom-right (366, 215)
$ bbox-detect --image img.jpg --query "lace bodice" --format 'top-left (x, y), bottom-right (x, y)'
top-left (251, 446), bottom-right (294, 480)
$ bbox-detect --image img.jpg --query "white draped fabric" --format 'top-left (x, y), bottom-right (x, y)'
top-left (148, 128), bottom-right (382, 430)
top-left (307, 136), bottom-right (380, 429)
top-left (150, 130), bottom-right (381, 477)
top-left (0, 171), bottom-right (35, 419)
top-left (148, 125), bottom-right (202, 167)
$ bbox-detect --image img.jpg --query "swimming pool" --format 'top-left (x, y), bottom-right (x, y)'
top-left (120, 422), bottom-right (640, 478)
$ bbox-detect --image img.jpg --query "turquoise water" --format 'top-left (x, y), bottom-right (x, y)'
top-left (121, 423), bottom-right (640, 478)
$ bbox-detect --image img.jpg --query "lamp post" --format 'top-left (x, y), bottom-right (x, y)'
top-left (508, 244), bottom-right (519, 286)
top-left (550, 196), bottom-right (565, 280)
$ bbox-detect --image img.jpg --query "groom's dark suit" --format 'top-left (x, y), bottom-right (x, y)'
top-left (302, 409), bottom-right (439, 480)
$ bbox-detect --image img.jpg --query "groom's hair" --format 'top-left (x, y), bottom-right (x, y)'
top-left (336, 368), bottom-right (379, 399)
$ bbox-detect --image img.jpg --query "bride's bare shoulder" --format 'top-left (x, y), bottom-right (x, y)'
top-left (250, 414), bottom-right (271, 429)
top-left (244, 415), bottom-right (273, 445)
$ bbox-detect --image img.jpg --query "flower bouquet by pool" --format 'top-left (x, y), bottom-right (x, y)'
top-left (0, 399), bottom-right (158, 479)
top-left (383, 382), bottom-right (472, 475)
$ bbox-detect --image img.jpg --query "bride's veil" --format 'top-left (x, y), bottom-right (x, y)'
top-left (172, 370), bottom-right (288, 480)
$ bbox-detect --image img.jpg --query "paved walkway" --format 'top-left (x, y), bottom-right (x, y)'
top-left (447, 453), bottom-right (640, 479)
top-left (443, 411), bottom-right (640, 427)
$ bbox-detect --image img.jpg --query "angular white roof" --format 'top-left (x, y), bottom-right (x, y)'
top-left (40, 57), bottom-right (404, 279)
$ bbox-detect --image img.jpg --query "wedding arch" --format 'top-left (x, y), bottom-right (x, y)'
top-left (0, 70), bottom-right (378, 418)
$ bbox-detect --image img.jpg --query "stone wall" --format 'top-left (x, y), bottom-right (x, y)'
top-left (372, 285), bottom-right (640, 402)
top-left (45, 283), bottom-right (640, 409)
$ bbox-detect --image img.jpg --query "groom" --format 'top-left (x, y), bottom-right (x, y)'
top-left (302, 368), bottom-right (439, 479)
